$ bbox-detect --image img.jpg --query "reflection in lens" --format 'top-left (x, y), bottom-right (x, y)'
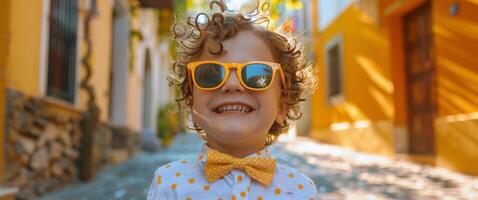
top-left (242, 64), bottom-right (273, 89)
top-left (195, 63), bottom-right (225, 88)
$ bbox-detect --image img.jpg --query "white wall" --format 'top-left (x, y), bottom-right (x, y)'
top-left (136, 9), bottom-right (172, 132)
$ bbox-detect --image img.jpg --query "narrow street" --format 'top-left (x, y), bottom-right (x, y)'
top-left (40, 133), bottom-right (478, 200)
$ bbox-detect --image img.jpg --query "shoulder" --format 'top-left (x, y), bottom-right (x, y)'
top-left (147, 159), bottom-right (200, 199)
top-left (152, 159), bottom-right (198, 178)
top-left (275, 163), bottom-right (315, 184)
top-left (274, 163), bottom-right (319, 199)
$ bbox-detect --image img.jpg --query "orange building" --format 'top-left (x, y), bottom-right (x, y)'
top-left (311, 0), bottom-right (478, 175)
top-left (0, 0), bottom-right (174, 198)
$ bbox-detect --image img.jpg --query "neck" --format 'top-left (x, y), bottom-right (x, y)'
top-left (206, 139), bottom-right (266, 158)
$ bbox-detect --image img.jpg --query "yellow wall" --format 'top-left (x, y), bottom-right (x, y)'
top-left (432, 0), bottom-right (478, 175)
top-left (383, 0), bottom-right (478, 175)
top-left (0, 0), bottom-right (9, 68)
top-left (128, 74), bottom-right (141, 130)
top-left (78, 0), bottom-right (113, 122)
top-left (311, 0), bottom-right (478, 175)
top-left (436, 117), bottom-right (478, 175)
top-left (1, 0), bottom-right (141, 129)
top-left (4, 0), bottom-right (114, 122)
top-left (311, 7), bottom-right (393, 127)
top-left (5, 0), bottom-right (43, 96)
top-left (310, 6), bottom-right (395, 154)
top-left (0, 0), bottom-right (11, 184)
top-left (434, 0), bottom-right (478, 116)
top-left (312, 121), bottom-right (395, 155)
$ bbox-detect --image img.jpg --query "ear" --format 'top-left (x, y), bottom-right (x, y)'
top-left (275, 98), bottom-right (287, 125)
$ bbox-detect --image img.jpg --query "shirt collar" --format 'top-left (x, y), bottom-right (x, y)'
top-left (197, 144), bottom-right (272, 166)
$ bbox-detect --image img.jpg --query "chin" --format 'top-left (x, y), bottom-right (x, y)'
top-left (215, 126), bottom-right (253, 139)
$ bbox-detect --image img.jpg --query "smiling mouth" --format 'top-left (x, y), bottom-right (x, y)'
top-left (214, 104), bottom-right (254, 114)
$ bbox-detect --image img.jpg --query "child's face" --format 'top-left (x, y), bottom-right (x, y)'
top-left (191, 30), bottom-right (286, 148)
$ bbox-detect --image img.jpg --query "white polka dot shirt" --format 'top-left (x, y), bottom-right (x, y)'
top-left (146, 144), bottom-right (319, 200)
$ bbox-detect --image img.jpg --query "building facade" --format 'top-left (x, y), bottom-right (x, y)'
top-left (0, 0), bottom-right (174, 198)
top-left (311, 0), bottom-right (478, 175)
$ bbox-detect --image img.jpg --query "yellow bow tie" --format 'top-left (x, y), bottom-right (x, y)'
top-left (204, 149), bottom-right (276, 186)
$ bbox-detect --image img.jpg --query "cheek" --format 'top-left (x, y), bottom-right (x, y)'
top-left (191, 88), bottom-right (207, 106)
top-left (258, 91), bottom-right (282, 114)
top-left (191, 94), bottom-right (202, 111)
top-left (271, 78), bottom-right (284, 105)
top-left (191, 89), bottom-right (214, 117)
top-left (191, 92), bottom-right (207, 128)
top-left (264, 80), bottom-right (285, 117)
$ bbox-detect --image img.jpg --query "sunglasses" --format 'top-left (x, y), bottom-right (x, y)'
top-left (187, 61), bottom-right (286, 91)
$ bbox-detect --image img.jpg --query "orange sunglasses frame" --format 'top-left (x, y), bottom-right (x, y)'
top-left (187, 61), bottom-right (286, 91)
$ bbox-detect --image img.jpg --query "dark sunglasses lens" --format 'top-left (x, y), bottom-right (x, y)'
top-left (241, 64), bottom-right (273, 89)
top-left (195, 63), bottom-right (225, 88)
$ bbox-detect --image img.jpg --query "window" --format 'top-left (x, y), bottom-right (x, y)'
top-left (325, 34), bottom-right (344, 104)
top-left (46, 0), bottom-right (79, 103)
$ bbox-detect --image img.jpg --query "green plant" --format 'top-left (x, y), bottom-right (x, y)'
top-left (156, 102), bottom-right (180, 147)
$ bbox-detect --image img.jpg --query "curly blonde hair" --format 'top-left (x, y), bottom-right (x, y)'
top-left (169, 0), bottom-right (318, 145)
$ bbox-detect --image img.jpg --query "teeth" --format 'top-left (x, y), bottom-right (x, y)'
top-left (216, 104), bottom-right (251, 114)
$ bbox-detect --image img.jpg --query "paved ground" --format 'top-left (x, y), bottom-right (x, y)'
top-left (40, 133), bottom-right (478, 200)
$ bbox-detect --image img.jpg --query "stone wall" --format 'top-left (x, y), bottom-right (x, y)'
top-left (2, 90), bottom-right (141, 200)
top-left (95, 123), bottom-right (141, 169)
top-left (3, 90), bottom-right (82, 199)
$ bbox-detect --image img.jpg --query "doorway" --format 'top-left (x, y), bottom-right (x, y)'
top-left (403, 1), bottom-right (436, 155)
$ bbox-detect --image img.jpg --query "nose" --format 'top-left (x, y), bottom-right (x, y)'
top-left (220, 70), bottom-right (246, 93)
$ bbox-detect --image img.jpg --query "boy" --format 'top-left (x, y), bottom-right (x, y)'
top-left (147, 1), bottom-right (318, 199)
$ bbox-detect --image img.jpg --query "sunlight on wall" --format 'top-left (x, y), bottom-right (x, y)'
top-left (437, 112), bottom-right (478, 123)
top-left (311, 120), bottom-right (394, 155)
top-left (439, 87), bottom-right (477, 113)
top-left (465, 0), bottom-right (478, 6)
top-left (335, 102), bottom-right (369, 121)
top-left (438, 98), bottom-right (463, 114)
top-left (359, 28), bottom-right (388, 47)
top-left (436, 116), bottom-right (478, 175)
top-left (330, 122), bottom-right (351, 131)
top-left (369, 87), bottom-right (393, 118)
top-left (330, 120), bottom-right (372, 131)
top-left (433, 25), bottom-right (454, 39)
top-left (440, 77), bottom-right (478, 104)
top-left (355, 55), bottom-right (393, 94)
top-left (437, 16), bottom-right (478, 41)
top-left (438, 57), bottom-right (478, 85)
